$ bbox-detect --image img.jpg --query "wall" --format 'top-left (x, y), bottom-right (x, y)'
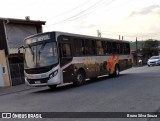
top-left (0, 20), bottom-right (8, 55)
top-left (0, 50), bottom-right (10, 86)
top-left (0, 66), bottom-right (4, 86)
top-left (5, 24), bottom-right (37, 54)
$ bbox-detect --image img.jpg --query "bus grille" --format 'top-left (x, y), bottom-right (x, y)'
top-left (25, 65), bottom-right (54, 74)
top-left (27, 78), bottom-right (49, 84)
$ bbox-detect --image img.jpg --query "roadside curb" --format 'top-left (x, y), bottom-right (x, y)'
top-left (0, 84), bottom-right (36, 96)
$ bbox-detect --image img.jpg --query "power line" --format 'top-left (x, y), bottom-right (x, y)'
top-left (44, 0), bottom-right (107, 27)
top-left (65, 0), bottom-right (117, 21)
top-left (46, 0), bottom-right (93, 20)
top-left (45, 0), bottom-right (104, 26)
top-left (70, 0), bottom-right (145, 24)
top-left (44, 0), bottom-right (134, 28)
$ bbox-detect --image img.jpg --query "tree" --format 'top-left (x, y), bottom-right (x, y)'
top-left (142, 39), bottom-right (159, 59)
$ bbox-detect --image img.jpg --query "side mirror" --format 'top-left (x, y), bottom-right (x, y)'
top-left (18, 46), bottom-right (24, 55)
top-left (18, 48), bottom-right (21, 55)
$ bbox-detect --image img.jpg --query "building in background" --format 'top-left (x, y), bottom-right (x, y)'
top-left (0, 17), bottom-right (45, 86)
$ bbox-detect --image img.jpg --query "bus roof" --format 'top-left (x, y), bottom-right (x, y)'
top-left (24, 31), bottom-right (130, 43)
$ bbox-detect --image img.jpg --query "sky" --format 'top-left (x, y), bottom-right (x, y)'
top-left (1, 0), bottom-right (160, 41)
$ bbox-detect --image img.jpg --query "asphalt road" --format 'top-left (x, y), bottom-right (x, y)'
top-left (0, 66), bottom-right (160, 121)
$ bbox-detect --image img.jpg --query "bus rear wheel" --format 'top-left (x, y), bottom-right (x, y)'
top-left (109, 65), bottom-right (120, 77)
top-left (114, 65), bottom-right (120, 77)
top-left (73, 71), bottom-right (85, 86)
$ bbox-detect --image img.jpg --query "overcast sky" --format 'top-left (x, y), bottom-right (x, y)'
top-left (1, 0), bottom-right (160, 41)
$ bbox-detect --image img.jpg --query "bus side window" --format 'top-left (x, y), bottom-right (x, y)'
top-left (126, 43), bottom-right (130, 54)
top-left (107, 42), bottom-right (112, 54)
top-left (102, 41), bottom-right (107, 55)
top-left (95, 40), bottom-right (104, 55)
top-left (112, 42), bottom-right (118, 54)
top-left (123, 43), bottom-right (130, 55)
top-left (119, 43), bottom-right (123, 54)
top-left (85, 39), bottom-right (95, 56)
top-left (62, 43), bottom-right (72, 57)
top-left (117, 43), bottom-right (120, 54)
top-left (122, 43), bottom-right (126, 54)
top-left (74, 38), bottom-right (85, 56)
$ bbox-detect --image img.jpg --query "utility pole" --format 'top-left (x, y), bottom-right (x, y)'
top-left (119, 35), bottom-right (121, 40)
top-left (136, 37), bottom-right (138, 53)
top-left (136, 37), bottom-right (138, 65)
top-left (119, 35), bottom-right (123, 40)
top-left (97, 30), bottom-right (101, 37)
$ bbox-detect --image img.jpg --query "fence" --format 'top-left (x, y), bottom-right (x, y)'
top-left (9, 63), bottom-right (25, 86)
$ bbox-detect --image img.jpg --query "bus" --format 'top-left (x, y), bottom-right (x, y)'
top-left (20, 31), bottom-right (132, 89)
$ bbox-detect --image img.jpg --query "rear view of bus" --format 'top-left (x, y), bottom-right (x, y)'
top-left (23, 32), bottom-right (60, 88)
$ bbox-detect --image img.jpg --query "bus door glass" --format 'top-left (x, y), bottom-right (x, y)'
top-left (58, 36), bottom-right (72, 67)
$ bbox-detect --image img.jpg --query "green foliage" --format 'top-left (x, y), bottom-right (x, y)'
top-left (130, 39), bottom-right (159, 59)
top-left (142, 39), bottom-right (159, 58)
top-left (142, 39), bottom-right (159, 49)
top-left (130, 41), bottom-right (144, 50)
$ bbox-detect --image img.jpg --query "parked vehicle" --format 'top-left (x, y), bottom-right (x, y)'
top-left (147, 56), bottom-right (160, 66)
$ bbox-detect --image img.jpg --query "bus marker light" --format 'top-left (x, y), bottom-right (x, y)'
top-left (63, 70), bottom-right (66, 73)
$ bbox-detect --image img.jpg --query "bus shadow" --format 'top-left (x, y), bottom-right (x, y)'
top-left (32, 74), bottom-right (128, 94)
top-left (32, 84), bottom-right (75, 94)
top-left (85, 74), bottom-right (128, 85)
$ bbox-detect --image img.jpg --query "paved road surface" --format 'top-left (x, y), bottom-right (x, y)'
top-left (0, 66), bottom-right (160, 121)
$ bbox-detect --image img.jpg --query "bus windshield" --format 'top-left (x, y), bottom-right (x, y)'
top-left (24, 41), bottom-right (58, 69)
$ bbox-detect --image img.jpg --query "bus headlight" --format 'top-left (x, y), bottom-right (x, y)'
top-left (49, 70), bottom-right (58, 79)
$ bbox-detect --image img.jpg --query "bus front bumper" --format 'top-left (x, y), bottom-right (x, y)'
top-left (25, 72), bottom-right (61, 87)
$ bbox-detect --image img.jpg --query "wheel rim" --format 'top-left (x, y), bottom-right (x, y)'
top-left (77, 73), bottom-right (83, 83)
top-left (116, 67), bottom-right (119, 76)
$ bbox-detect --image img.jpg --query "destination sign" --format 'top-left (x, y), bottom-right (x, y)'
top-left (25, 34), bottom-right (50, 45)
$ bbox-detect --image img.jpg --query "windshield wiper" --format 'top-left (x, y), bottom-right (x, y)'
top-left (38, 42), bottom-right (46, 60)
top-left (28, 45), bottom-right (35, 61)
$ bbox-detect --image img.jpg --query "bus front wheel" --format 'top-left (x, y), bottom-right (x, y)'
top-left (73, 71), bottom-right (85, 86)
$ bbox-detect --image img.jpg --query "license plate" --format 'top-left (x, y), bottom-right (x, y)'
top-left (35, 81), bottom-right (41, 84)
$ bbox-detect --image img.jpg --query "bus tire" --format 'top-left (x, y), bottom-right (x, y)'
top-left (48, 85), bottom-right (57, 89)
top-left (73, 70), bottom-right (85, 86)
top-left (109, 65), bottom-right (120, 77)
top-left (113, 65), bottom-right (120, 77)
